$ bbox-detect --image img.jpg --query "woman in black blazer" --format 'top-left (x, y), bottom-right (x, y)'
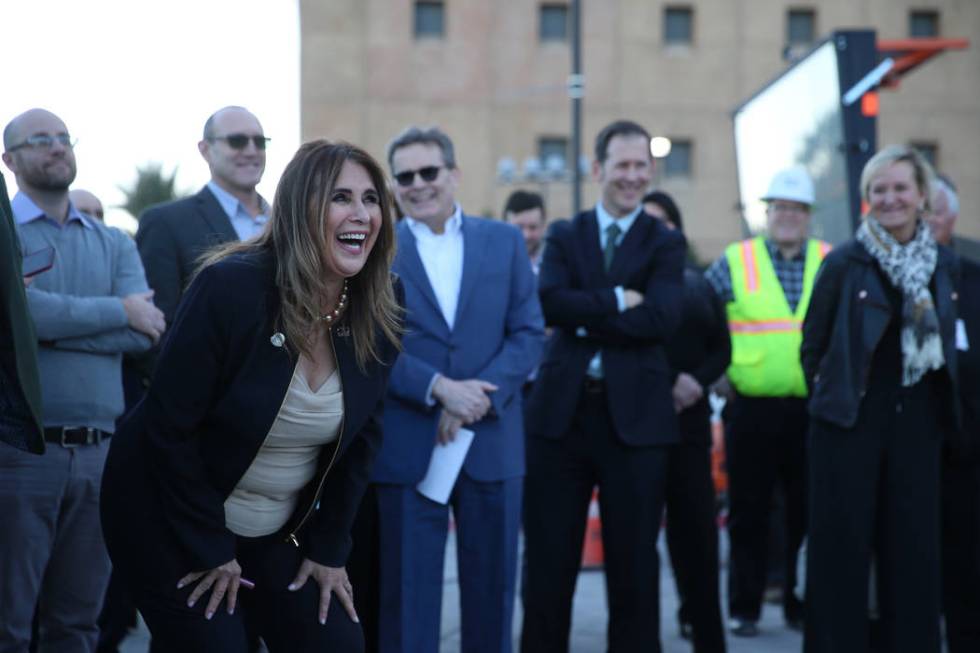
top-left (101, 141), bottom-right (402, 652)
top-left (801, 145), bottom-right (960, 653)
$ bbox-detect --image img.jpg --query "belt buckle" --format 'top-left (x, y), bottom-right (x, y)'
top-left (59, 426), bottom-right (98, 447)
top-left (59, 426), bottom-right (81, 448)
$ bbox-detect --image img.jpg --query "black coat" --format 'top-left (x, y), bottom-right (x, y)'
top-left (136, 186), bottom-right (239, 327)
top-left (101, 250), bottom-right (401, 582)
top-left (953, 257), bottom-right (980, 463)
top-left (0, 171), bottom-right (44, 454)
top-left (801, 239), bottom-right (960, 430)
top-left (525, 209), bottom-right (686, 445)
top-left (667, 266), bottom-right (731, 444)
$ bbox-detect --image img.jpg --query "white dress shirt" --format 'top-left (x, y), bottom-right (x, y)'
top-left (405, 206), bottom-right (465, 330)
top-left (586, 201), bottom-right (642, 378)
top-left (405, 206), bottom-right (466, 404)
top-left (207, 181), bottom-right (269, 241)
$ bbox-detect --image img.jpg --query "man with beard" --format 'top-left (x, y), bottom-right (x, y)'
top-left (0, 108), bottom-right (164, 653)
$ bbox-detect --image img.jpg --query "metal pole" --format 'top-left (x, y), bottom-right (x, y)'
top-left (570, 0), bottom-right (583, 216)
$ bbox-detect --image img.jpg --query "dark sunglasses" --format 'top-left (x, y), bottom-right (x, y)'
top-left (210, 134), bottom-right (270, 150)
top-left (394, 165), bottom-right (443, 187)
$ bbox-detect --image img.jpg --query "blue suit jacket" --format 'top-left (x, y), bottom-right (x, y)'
top-left (371, 215), bottom-right (545, 484)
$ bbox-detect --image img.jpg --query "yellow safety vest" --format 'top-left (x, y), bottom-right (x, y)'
top-left (724, 237), bottom-right (831, 398)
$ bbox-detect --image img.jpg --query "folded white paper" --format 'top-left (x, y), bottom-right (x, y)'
top-left (956, 319), bottom-right (970, 351)
top-left (416, 428), bottom-right (475, 504)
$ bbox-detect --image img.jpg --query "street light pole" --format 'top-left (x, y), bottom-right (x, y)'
top-left (569, 0), bottom-right (583, 216)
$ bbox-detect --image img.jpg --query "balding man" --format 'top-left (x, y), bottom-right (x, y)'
top-left (1, 108), bottom-right (162, 652)
top-left (136, 106), bottom-right (270, 335)
top-left (69, 189), bottom-right (104, 222)
top-left (928, 178), bottom-right (980, 653)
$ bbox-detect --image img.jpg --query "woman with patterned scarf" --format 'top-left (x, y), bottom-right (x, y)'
top-left (799, 145), bottom-right (961, 653)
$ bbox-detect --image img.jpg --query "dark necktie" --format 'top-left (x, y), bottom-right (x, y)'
top-left (604, 223), bottom-right (621, 272)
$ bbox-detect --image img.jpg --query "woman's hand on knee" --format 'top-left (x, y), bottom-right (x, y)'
top-left (177, 559), bottom-right (243, 620)
top-left (288, 558), bottom-right (359, 625)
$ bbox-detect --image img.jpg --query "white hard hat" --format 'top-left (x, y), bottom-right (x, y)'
top-left (761, 167), bottom-right (815, 206)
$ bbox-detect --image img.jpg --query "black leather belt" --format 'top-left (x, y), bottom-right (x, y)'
top-left (43, 426), bottom-right (110, 447)
top-left (583, 377), bottom-right (606, 394)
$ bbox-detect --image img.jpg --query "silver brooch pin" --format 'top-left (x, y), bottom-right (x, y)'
top-left (335, 325), bottom-right (351, 338)
top-left (271, 332), bottom-right (286, 347)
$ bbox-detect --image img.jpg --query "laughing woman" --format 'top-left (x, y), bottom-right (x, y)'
top-left (801, 145), bottom-right (960, 653)
top-left (100, 141), bottom-right (402, 652)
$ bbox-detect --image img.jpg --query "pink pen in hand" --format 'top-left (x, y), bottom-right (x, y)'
top-left (240, 578), bottom-right (256, 590)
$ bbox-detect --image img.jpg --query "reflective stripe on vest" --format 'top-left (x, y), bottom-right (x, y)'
top-left (724, 237), bottom-right (830, 397)
top-left (729, 318), bottom-right (802, 334)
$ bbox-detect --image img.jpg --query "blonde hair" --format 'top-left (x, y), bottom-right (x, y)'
top-left (199, 140), bottom-right (401, 369)
top-left (860, 145), bottom-right (935, 214)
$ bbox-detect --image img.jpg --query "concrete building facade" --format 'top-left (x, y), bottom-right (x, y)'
top-left (301, 0), bottom-right (979, 260)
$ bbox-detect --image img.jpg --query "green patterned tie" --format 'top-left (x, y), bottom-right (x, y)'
top-left (604, 223), bottom-right (621, 272)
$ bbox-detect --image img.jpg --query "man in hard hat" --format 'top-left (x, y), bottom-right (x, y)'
top-left (705, 167), bottom-right (830, 637)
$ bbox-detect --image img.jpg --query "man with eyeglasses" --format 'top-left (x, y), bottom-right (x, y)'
top-left (135, 105), bottom-right (270, 340)
top-left (363, 125), bottom-right (543, 653)
top-left (1, 108), bottom-right (162, 653)
top-left (704, 167), bottom-right (830, 638)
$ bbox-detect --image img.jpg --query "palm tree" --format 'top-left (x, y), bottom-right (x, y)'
top-left (118, 163), bottom-right (181, 220)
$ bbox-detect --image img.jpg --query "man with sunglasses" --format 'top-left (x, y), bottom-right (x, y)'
top-left (135, 106), bottom-right (270, 342)
top-left (365, 126), bottom-right (543, 653)
top-left (1, 108), bottom-right (161, 653)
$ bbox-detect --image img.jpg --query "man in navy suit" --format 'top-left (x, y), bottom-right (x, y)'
top-left (520, 120), bottom-right (686, 652)
top-left (370, 126), bottom-right (544, 653)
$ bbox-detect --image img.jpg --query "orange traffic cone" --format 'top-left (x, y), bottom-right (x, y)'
top-left (581, 488), bottom-right (603, 569)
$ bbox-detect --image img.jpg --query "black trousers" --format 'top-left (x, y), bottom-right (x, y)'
top-left (941, 459), bottom-right (980, 653)
top-left (347, 485), bottom-right (381, 653)
top-left (665, 437), bottom-right (726, 652)
top-left (805, 388), bottom-right (942, 653)
top-left (725, 395), bottom-right (807, 622)
top-left (130, 530), bottom-right (364, 653)
top-left (521, 388), bottom-right (669, 653)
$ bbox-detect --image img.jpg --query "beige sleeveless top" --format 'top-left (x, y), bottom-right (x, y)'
top-left (224, 365), bottom-right (343, 537)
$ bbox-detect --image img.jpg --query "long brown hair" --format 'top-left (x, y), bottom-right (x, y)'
top-left (199, 140), bottom-right (401, 369)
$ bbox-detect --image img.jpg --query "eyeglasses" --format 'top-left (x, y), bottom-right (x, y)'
top-left (209, 134), bottom-right (270, 150)
top-left (394, 165), bottom-right (443, 187)
top-left (7, 134), bottom-right (76, 152)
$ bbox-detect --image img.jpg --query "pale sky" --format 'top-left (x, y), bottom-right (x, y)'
top-left (1, 0), bottom-right (300, 232)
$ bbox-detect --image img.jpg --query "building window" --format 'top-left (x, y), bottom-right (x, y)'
top-left (910, 141), bottom-right (939, 169)
top-left (663, 139), bottom-right (693, 178)
top-left (538, 137), bottom-right (569, 174)
top-left (787, 9), bottom-right (816, 45)
top-left (909, 10), bottom-right (939, 37)
top-left (539, 4), bottom-right (568, 42)
top-left (414, 1), bottom-right (445, 39)
top-left (664, 6), bottom-right (693, 46)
